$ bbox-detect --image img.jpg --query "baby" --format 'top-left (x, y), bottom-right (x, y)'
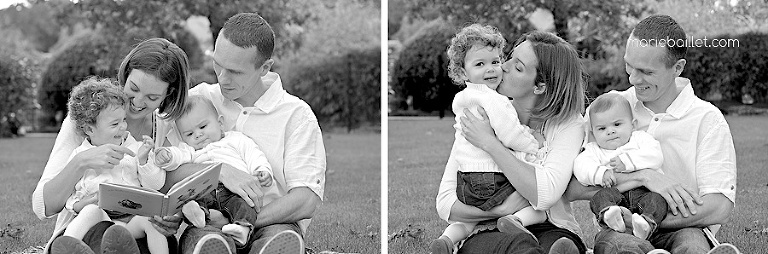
top-left (155, 95), bottom-right (277, 246)
top-left (62, 77), bottom-right (168, 254)
top-left (430, 23), bottom-right (546, 254)
top-left (574, 92), bottom-right (668, 240)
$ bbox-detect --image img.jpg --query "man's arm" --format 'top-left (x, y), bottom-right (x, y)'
top-left (252, 187), bottom-right (320, 228)
top-left (659, 193), bottom-right (732, 229)
top-left (614, 169), bottom-right (703, 217)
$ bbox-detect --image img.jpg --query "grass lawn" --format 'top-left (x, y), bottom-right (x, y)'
top-left (388, 116), bottom-right (768, 254)
top-left (0, 131), bottom-right (380, 254)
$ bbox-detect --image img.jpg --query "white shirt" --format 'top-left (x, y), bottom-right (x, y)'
top-left (158, 131), bottom-right (279, 205)
top-left (451, 83), bottom-right (539, 173)
top-left (574, 131), bottom-right (664, 187)
top-left (164, 72), bottom-right (326, 232)
top-left (616, 77), bottom-right (737, 204)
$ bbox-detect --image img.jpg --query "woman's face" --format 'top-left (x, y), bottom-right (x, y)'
top-left (498, 40), bottom-right (539, 99)
top-left (123, 69), bottom-right (169, 120)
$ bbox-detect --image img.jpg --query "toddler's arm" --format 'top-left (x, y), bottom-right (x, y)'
top-left (573, 144), bottom-right (612, 187)
top-left (615, 131), bottom-right (664, 173)
top-left (454, 90), bottom-right (538, 154)
top-left (136, 136), bottom-right (165, 190)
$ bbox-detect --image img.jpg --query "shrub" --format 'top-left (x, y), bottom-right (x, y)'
top-left (0, 51), bottom-right (39, 137)
top-left (285, 47), bottom-right (380, 132)
top-left (390, 19), bottom-right (459, 115)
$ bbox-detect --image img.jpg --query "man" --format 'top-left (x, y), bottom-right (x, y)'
top-left (568, 15), bottom-right (739, 254)
top-left (170, 13), bottom-right (326, 254)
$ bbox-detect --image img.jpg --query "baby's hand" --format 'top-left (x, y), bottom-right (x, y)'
top-left (602, 170), bottom-right (616, 188)
top-left (608, 157), bottom-right (626, 172)
top-left (137, 135), bottom-right (154, 165)
top-left (255, 170), bottom-right (273, 187)
top-left (154, 147), bottom-right (172, 166)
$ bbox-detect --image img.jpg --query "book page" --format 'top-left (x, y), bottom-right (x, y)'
top-left (98, 183), bottom-right (165, 217)
top-left (165, 163), bottom-right (221, 216)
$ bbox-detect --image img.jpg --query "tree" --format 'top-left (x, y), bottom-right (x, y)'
top-left (0, 1), bottom-right (62, 52)
top-left (0, 51), bottom-right (39, 136)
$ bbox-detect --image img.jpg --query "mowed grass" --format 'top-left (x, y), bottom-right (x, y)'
top-left (0, 131), bottom-right (381, 254)
top-left (388, 116), bottom-right (768, 254)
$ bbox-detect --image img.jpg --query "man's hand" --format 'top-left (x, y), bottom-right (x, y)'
top-left (219, 164), bottom-right (264, 211)
top-left (154, 147), bottom-right (172, 166)
top-left (640, 170), bottom-right (704, 217)
top-left (255, 171), bottom-right (273, 187)
top-left (149, 214), bottom-right (183, 237)
top-left (607, 157), bottom-right (626, 172)
top-left (137, 135), bottom-right (154, 165)
top-left (602, 170), bottom-right (616, 188)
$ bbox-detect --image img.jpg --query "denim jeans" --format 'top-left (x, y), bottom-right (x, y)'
top-left (197, 183), bottom-right (259, 232)
top-left (590, 187), bottom-right (667, 231)
top-left (179, 222), bottom-right (301, 254)
top-left (458, 221), bottom-right (587, 254)
top-left (457, 172), bottom-right (517, 211)
top-left (594, 227), bottom-right (712, 254)
top-left (48, 221), bottom-right (178, 254)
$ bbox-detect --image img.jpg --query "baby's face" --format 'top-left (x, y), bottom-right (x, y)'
top-left (176, 104), bottom-right (223, 150)
top-left (462, 45), bottom-right (503, 89)
top-left (590, 106), bottom-right (634, 150)
top-left (86, 105), bottom-right (128, 146)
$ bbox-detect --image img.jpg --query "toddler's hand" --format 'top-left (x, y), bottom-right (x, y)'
top-left (602, 170), bottom-right (616, 188)
top-left (155, 147), bottom-right (172, 166)
top-left (73, 194), bottom-right (99, 213)
top-left (255, 170), bottom-right (273, 187)
top-left (608, 157), bottom-right (626, 172)
top-left (137, 135), bottom-right (154, 165)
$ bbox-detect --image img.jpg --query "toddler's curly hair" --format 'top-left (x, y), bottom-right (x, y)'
top-left (446, 23), bottom-right (506, 85)
top-left (67, 77), bottom-right (127, 137)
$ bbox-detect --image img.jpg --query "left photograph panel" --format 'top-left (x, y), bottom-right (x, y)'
top-left (0, 0), bottom-right (381, 253)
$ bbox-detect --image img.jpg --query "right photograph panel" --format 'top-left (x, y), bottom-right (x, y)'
top-left (388, 1), bottom-right (764, 253)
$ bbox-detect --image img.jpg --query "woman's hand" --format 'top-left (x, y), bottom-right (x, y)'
top-left (149, 214), bottom-right (183, 237)
top-left (72, 144), bottom-right (136, 173)
top-left (460, 107), bottom-right (502, 152)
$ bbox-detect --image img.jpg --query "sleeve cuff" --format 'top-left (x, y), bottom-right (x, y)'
top-left (618, 153), bottom-right (636, 172)
top-left (594, 166), bottom-right (610, 186)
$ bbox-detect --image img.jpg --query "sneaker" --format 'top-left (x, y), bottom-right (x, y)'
top-left (101, 225), bottom-right (140, 254)
top-left (50, 236), bottom-right (95, 254)
top-left (258, 230), bottom-right (304, 254)
top-left (647, 249), bottom-right (671, 254)
top-left (193, 234), bottom-right (233, 254)
top-left (548, 237), bottom-right (578, 254)
top-left (631, 213), bottom-right (652, 240)
top-left (428, 235), bottom-right (453, 254)
top-left (707, 243), bottom-right (741, 254)
top-left (497, 215), bottom-right (536, 241)
top-left (603, 206), bottom-right (626, 232)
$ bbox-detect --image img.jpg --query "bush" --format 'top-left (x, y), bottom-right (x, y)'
top-left (683, 32), bottom-right (768, 103)
top-left (284, 47), bottom-right (380, 132)
top-left (0, 51), bottom-right (39, 137)
top-left (390, 19), bottom-right (459, 116)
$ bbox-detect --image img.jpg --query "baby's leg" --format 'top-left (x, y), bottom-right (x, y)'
top-left (442, 221), bottom-right (476, 243)
top-left (511, 206), bottom-right (547, 226)
top-left (63, 204), bottom-right (110, 239)
top-left (121, 216), bottom-right (169, 254)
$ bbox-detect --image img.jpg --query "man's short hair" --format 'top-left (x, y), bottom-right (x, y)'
top-left (631, 14), bottom-right (687, 67)
top-left (221, 13), bottom-right (275, 65)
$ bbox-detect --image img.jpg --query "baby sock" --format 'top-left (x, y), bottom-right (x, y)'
top-left (182, 200), bottom-right (206, 228)
top-left (631, 213), bottom-right (652, 240)
top-left (222, 224), bottom-right (251, 246)
top-left (603, 206), bottom-right (626, 232)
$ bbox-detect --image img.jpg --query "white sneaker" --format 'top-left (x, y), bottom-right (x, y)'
top-left (707, 243), bottom-right (741, 254)
top-left (258, 230), bottom-right (304, 254)
top-left (193, 234), bottom-right (232, 254)
top-left (647, 249), bottom-right (671, 254)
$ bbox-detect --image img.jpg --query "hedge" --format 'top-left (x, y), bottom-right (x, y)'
top-left (0, 50), bottom-right (38, 137)
top-left (284, 47), bottom-right (380, 132)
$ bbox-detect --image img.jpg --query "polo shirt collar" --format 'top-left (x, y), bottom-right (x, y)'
top-left (253, 72), bottom-right (285, 113)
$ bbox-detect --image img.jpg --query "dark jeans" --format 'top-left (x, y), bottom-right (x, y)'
top-left (594, 227), bottom-right (712, 254)
top-left (49, 221), bottom-right (178, 254)
top-left (197, 183), bottom-right (259, 230)
top-left (180, 222), bottom-right (302, 254)
top-left (458, 221), bottom-right (587, 254)
top-left (590, 187), bottom-right (667, 230)
top-left (457, 172), bottom-right (516, 211)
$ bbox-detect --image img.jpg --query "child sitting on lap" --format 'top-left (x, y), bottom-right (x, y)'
top-left (62, 77), bottom-right (168, 254)
top-left (574, 92), bottom-right (668, 240)
top-left (429, 23), bottom-right (547, 254)
top-left (155, 95), bottom-right (278, 247)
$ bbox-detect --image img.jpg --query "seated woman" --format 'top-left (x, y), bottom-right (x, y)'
top-left (436, 31), bottom-right (588, 253)
top-left (32, 38), bottom-right (190, 254)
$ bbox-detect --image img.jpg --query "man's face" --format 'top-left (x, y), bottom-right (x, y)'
top-left (212, 36), bottom-right (267, 103)
top-left (624, 35), bottom-right (684, 107)
top-left (461, 45), bottom-right (503, 90)
top-left (86, 105), bottom-right (128, 146)
top-left (591, 105), bottom-right (635, 150)
top-left (176, 103), bottom-right (223, 150)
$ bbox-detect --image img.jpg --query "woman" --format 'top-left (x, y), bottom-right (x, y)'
top-left (436, 31), bottom-right (588, 253)
top-left (32, 38), bottom-right (190, 254)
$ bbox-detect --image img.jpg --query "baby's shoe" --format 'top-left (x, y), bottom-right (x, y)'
top-left (182, 200), bottom-right (207, 228)
top-left (428, 235), bottom-right (453, 254)
top-left (631, 213), bottom-right (653, 240)
top-left (222, 223), bottom-right (251, 247)
top-left (602, 206), bottom-right (627, 232)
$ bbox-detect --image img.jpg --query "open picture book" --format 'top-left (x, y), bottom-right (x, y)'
top-left (98, 163), bottom-right (221, 217)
